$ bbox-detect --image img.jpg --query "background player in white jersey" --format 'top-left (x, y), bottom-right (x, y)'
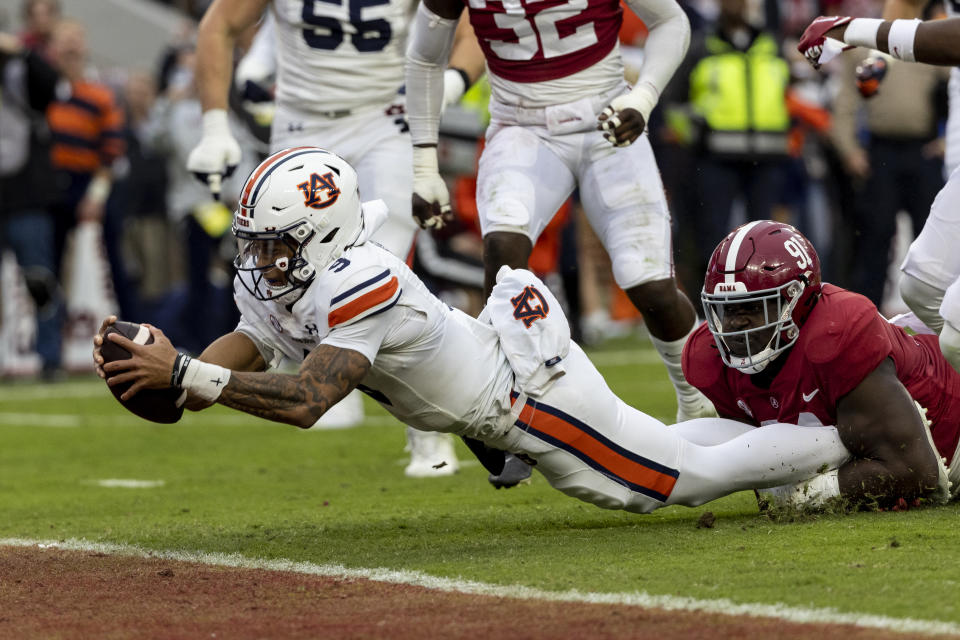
top-left (186, 0), bottom-right (484, 476)
top-left (798, 15), bottom-right (960, 372)
top-left (94, 148), bottom-right (854, 515)
top-left (404, 0), bottom-right (716, 446)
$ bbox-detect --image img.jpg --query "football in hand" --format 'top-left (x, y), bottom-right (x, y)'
top-left (101, 320), bottom-right (184, 424)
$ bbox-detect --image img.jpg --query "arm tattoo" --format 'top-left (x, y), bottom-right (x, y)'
top-left (216, 344), bottom-right (371, 427)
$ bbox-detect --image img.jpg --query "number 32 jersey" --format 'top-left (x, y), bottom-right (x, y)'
top-left (271, 0), bottom-right (416, 114)
top-left (465, 0), bottom-right (622, 83)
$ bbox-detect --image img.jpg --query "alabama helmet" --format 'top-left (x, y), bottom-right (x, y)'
top-left (233, 147), bottom-right (362, 302)
top-left (701, 220), bottom-right (822, 374)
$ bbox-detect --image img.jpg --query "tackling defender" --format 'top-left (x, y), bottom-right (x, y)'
top-left (187, 0), bottom-right (485, 476)
top-left (798, 15), bottom-right (960, 374)
top-left (94, 148), bottom-right (854, 515)
top-left (681, 221), bottom-right (957, 508)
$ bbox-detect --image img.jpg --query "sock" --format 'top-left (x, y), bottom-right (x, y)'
top-left (649, 322), bottom-right (708, 417)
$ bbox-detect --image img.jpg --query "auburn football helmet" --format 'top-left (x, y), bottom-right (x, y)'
top-left (702, 220), bottom-right (822, 373)
top-left (233, 147), bottom-right (362, 301)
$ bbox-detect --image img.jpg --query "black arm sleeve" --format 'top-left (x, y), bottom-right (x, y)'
top-left (24, 49), bottom-right (61, 112)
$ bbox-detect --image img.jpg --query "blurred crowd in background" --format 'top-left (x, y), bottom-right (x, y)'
top-left (0, 0), bottom-right (951, 380)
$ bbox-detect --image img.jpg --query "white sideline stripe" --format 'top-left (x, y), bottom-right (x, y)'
top-left (1, 538), bottom-right (958, 637)
top-left (92, 479), bottom-right (165, 488)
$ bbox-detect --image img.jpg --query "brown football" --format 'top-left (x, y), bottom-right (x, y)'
top-left (101, 320), bottom-right (184, 424)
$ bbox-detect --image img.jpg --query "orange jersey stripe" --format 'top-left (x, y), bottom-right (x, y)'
top-left (51, 146), bottom-right (100, 173)
top-left (516, 401), bottom-right (678, 499)
top-left (328, 277), bottom-right (399, 328)
top-left (47, 104), bottom-right (100, 139)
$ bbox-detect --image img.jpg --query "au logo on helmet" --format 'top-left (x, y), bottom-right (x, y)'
top-left (297, 172), bottom-right (340, 209)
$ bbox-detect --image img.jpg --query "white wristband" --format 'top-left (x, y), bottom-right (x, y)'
top-left (612, 80), bottom-right (660, 126)
top-left (201, 109), bottom-right (232, 136)
top-left (887, 19), bottom-right (921, 62)
top-left (173, 353), bottom-right (231, 403)
top-left (85, 175), bottom-right (111, 204)
top-left (412, 146), bottom-right (440, 177)
top-left (843, 18), bottom-right (883, 50)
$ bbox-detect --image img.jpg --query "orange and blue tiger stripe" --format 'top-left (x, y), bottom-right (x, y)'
top-left (328, 269), bottom-right (401, 328)
top-left (239, 146), bottom-right (316, 212)
top-left (510, 392), bottom-right (679, 502)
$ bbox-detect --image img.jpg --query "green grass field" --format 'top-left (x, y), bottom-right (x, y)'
top-left (2, 335), bottom-right (959, 627)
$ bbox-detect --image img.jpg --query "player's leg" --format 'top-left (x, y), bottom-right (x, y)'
top-left (578, 135), bottom-right (714, 422)
top-left (940, 279), bottom-right (960, 373)
top-left (476, 123), bottom-right (576, 296)
top-left (668, 417), bottom-right (754, 446)
top-left (350, 113), bottom-right (419, 259)
top-left (487, 344), bottom-right (850, 513)
top-left (900, 165), bottom-right (960, 333)
top-left (665, 422), bottom-right (849, 508)
top-left (473, 126), bottom-right (577, 484)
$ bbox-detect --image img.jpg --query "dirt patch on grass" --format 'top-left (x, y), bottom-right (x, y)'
top-left (0, 545), bottom-right (945, 640)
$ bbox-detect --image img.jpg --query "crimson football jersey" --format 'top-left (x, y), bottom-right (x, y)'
top-left (683, 284), bottom-right (960, 463)
top-left (464, 0), bottom-right (623, 83)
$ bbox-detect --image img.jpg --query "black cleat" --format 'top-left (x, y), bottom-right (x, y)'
top-left (488, 453), bottom-right (533, 489)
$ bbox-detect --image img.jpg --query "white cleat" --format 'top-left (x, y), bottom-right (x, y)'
top-left (404, 427), bottom-right (459, 478)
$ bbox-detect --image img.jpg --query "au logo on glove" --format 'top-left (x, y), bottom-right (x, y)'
top-left (511, 285), bottom-right (550, 328)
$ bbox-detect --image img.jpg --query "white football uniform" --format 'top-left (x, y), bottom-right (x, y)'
top-left (265, 0), bottom-right (419, 257)
top-left (233, 243), bottom-right (850, 513)
top-left (471, 4), bottom-right (674, 289)
top-left (900, 0), bottom-right (960, 337)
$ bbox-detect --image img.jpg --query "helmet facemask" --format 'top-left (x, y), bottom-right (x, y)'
top-left (234, 220), bottom-right (317, 303)
top-left (702, 279), bottom-right (806, 374)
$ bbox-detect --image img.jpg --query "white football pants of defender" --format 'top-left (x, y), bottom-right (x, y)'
top-left (477, 86), bottom-right (673, 290)
top-left (483, 345), bottom-right (850, 514)
top-left (476, 85), bottom-right (710, 421)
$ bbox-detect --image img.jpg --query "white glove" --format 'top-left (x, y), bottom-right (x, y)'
top-left (186, 109), bottom-right (242, 199)
top-left (412, 146), bottom-right (451, 229)
top-left (442, 68), bottom-right (468, 111)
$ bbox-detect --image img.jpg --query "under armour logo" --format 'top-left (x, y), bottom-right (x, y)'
top-left (511, 285), bottom-right (549, 328)
top-left (304, 323), bottom-right (319, 336)
top-left (211, 376), bottom-right (224, 387)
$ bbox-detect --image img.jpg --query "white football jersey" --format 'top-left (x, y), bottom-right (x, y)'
top-left (271, 0), bottom-right (417, 114)
top-left (234, 242), bottom-right (514, 437)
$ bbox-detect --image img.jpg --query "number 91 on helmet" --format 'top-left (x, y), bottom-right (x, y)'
top-left (701, 220), bottom-right (822, 374)
top-left (232, 146), bottom-right (364, 303)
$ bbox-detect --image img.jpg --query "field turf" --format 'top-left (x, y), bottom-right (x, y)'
top-left (1, 335), bottom-right (959, 628)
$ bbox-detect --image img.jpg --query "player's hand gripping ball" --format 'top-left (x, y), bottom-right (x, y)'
top-left (856, 56), bottom-right (888, 98)
top-left (100, 321), bottom-right (184, 424)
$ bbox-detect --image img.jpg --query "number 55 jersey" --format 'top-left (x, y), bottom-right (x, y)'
top-left (271, 0), bottom-right (416, 115)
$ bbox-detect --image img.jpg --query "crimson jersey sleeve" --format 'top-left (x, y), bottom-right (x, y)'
top-left (799, 287), bottom-right (894, 405)
top-left (682, 322), bottom-right (745, 420)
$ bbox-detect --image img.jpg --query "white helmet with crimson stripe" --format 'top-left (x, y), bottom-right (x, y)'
top-left (233, 146), bottom-right (363, 302)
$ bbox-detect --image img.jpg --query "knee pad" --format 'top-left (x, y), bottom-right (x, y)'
top-left (941, 322), bottom-right (960, 374)
top-left (899, 273), bottom-right (945, 333)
